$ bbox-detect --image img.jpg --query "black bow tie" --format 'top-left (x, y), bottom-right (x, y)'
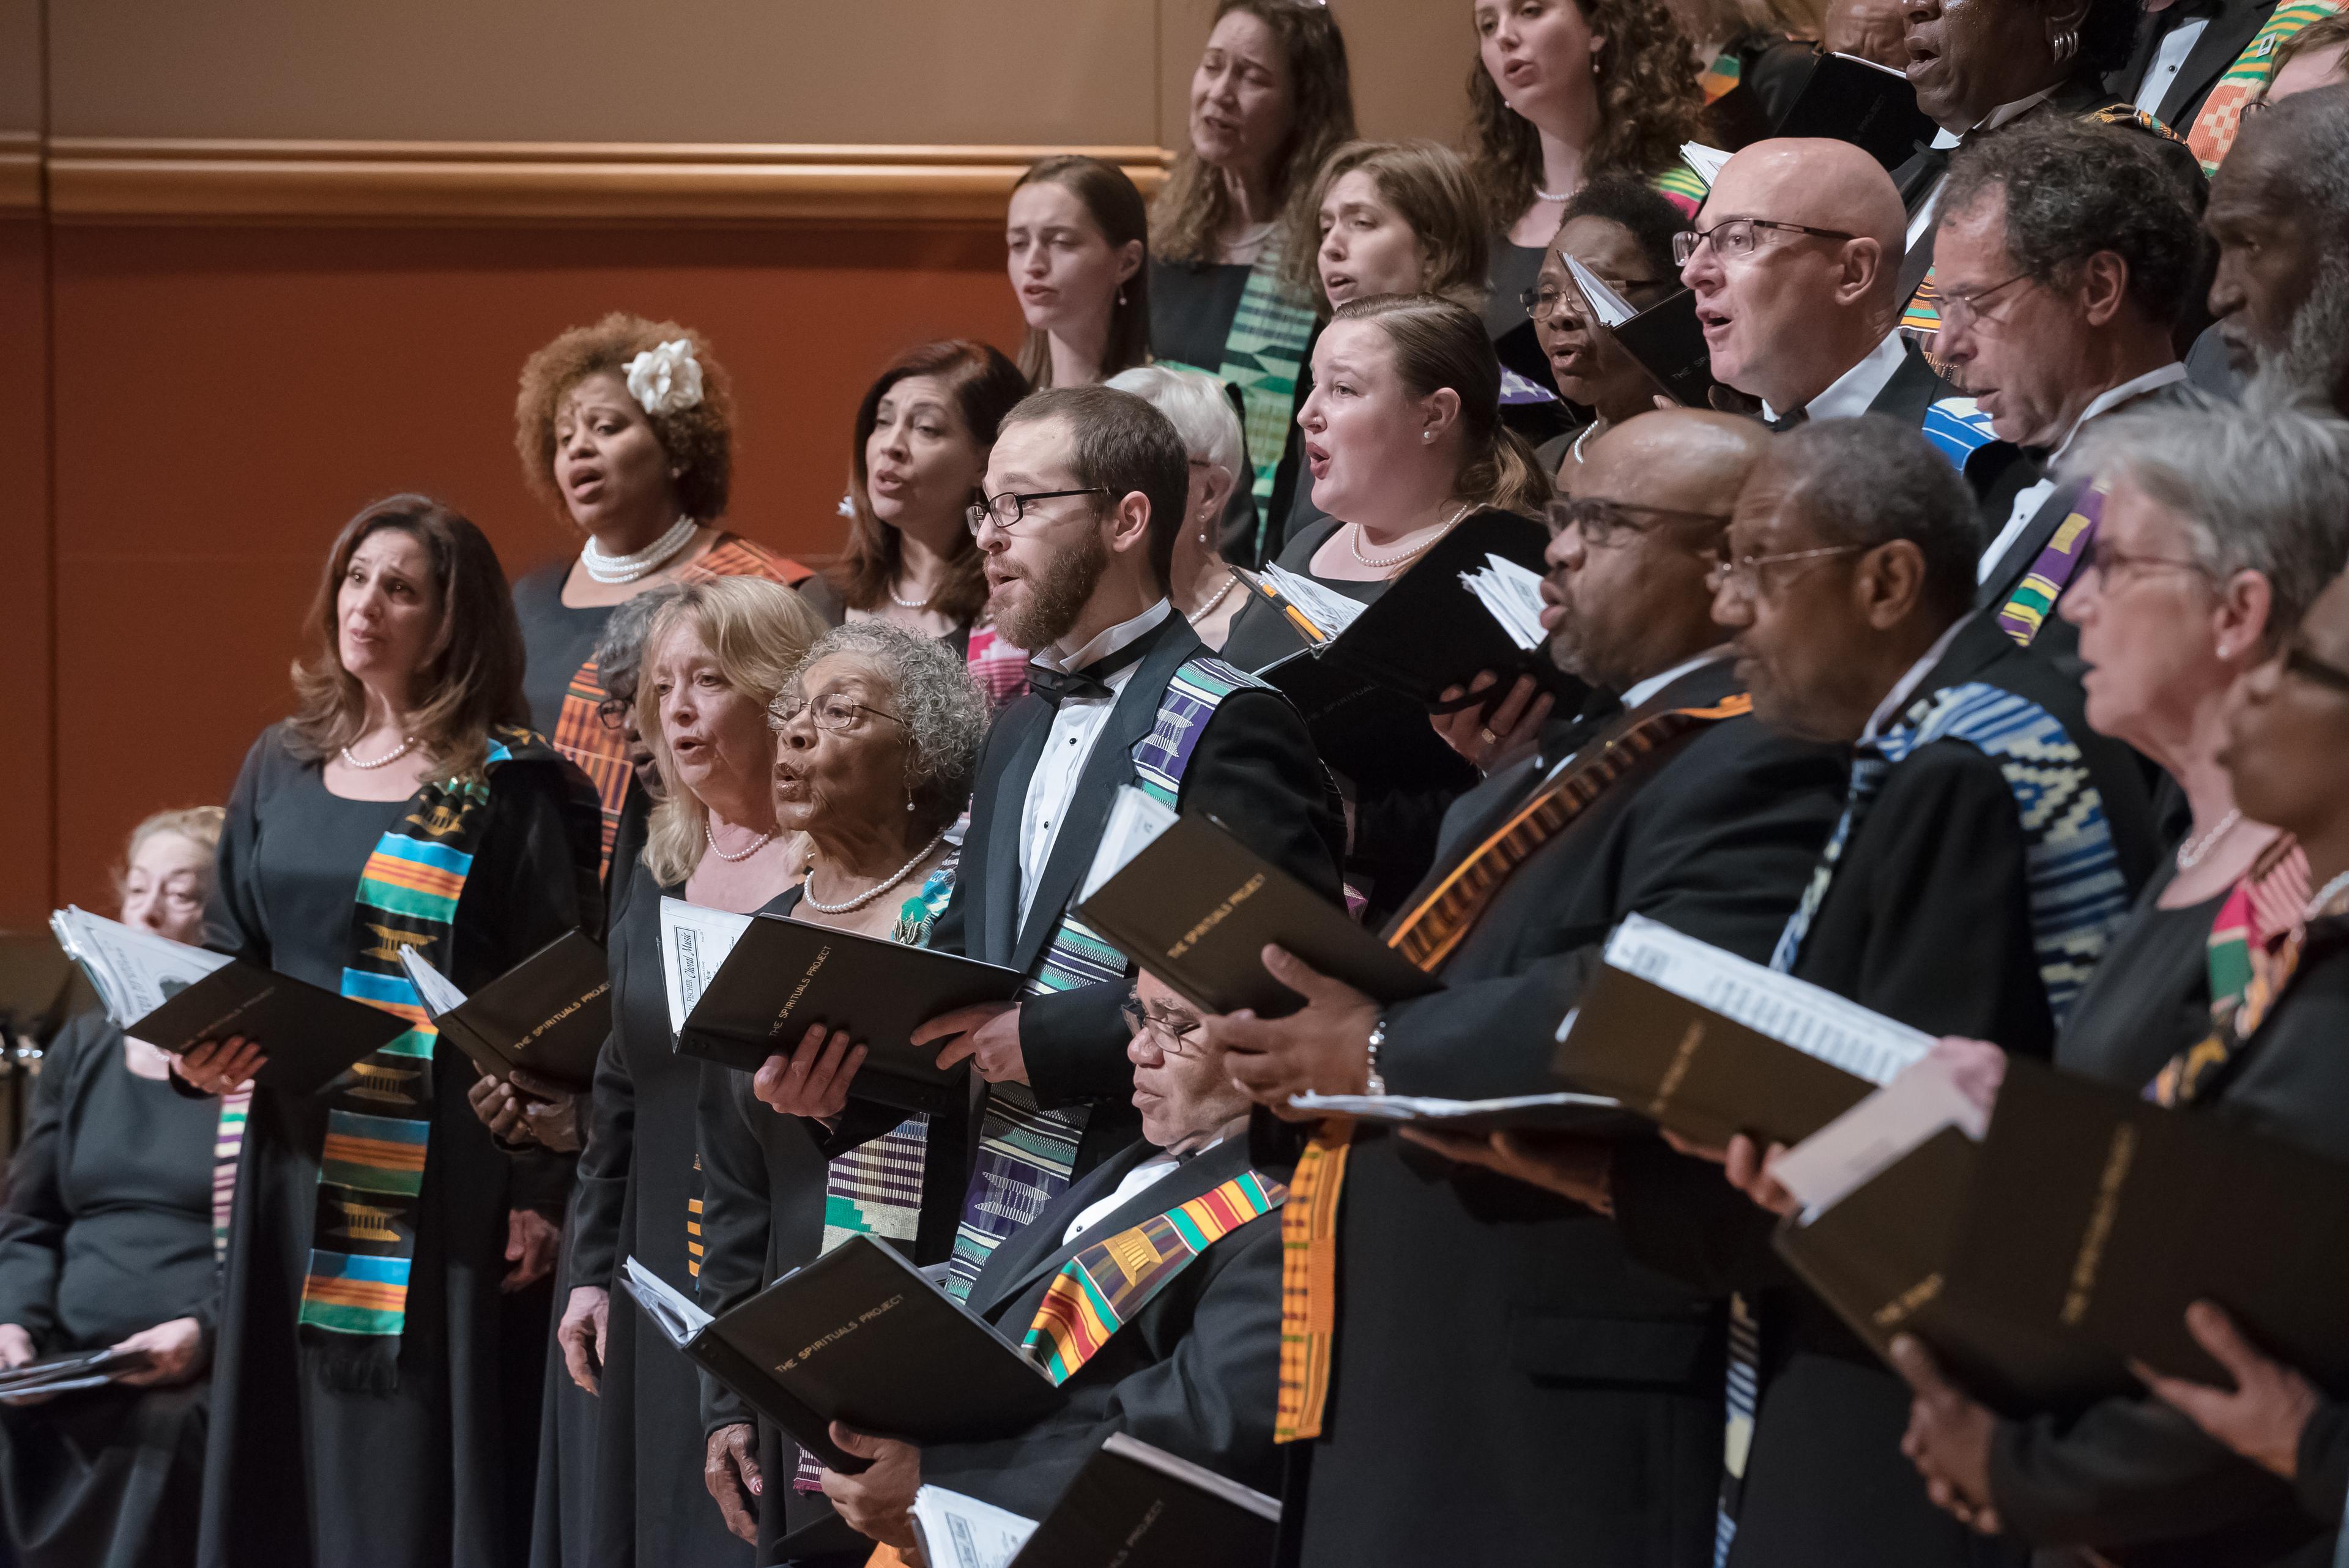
top-left (1765, 407), bottom-right (1809, 434)
top-left (1026, 633), bottom-right (1157, 710)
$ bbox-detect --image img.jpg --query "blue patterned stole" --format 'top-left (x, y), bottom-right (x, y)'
top-left (946, 657), bottom-right (1267, 1298)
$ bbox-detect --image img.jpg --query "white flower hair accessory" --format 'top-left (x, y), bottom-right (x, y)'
top-left (623, 338), bottom-right (705, 417)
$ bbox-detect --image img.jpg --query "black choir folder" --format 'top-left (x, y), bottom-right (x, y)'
top-left (1073, 798), bottom-right (1440, 1020)
top-left (399, 931), bottom-right (609, 1094)
top-left (675, 916), bottom-right (1012, 1117)
top-left (1773, 50), bottom-right (1940, 170)
top-left (0, 1346), bottom-right (157, 1402)
top-left (49, 905), bottom-right (406, 1098)
top-left (1551, 914), bottom-right (1934, 1150)
top-left (911, 1433), bottom-right (1282, 1568)
top-left (1252, 507), bottom-right (1581, 715)
top-left (620, 1235), bottom-right (1064, 1475)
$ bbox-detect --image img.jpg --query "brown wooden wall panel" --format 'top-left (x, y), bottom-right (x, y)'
top-left (0, 218), bottom-right (53, 929)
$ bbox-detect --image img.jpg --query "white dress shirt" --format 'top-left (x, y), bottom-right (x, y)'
top-left (1760, 328), bottom-right (1911, 426)
top-left (1975, 361), bottom-right (2190, 582)
top-left (1017, 598), bottom-right (1174, 933)
top-left (1061, 1134), bottom-right (1226, 1244)
top-left (1860, 612), bottom-right (1975, 745)
top-left (2136, 16), bottom-right (2213, 114)
top-left (1906, 89), bottom-right (2061, 250)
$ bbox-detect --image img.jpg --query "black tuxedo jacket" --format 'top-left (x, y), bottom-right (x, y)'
top-left (932, 612), bottom-right (1343, 1167)
top-left (2113, 0), bottom-right (2280, 130)
top-left (919, 1133), bottom-right (1286, 1520)
top-left (1613, 616), bottom-right (2159, 1568)
top-left (1285, 656), bottom-right (1850, 1568)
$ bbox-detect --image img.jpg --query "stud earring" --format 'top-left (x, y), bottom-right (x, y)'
top-left (1422, 429), bottom-right (1435, 442)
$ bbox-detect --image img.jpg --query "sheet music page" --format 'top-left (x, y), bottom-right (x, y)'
top-left (47, 905), bottom-right (233, 1028)
top-left (1459, 553), bottom-right (1548, 650)
top-left (396, 948), bottom-right (470, 1019)
top-left (1081, 786), bottom-right (1181, 903)
top-left (1564, 255), bottom-right (1638, 328)
top-left (1679, 141), bottom-right (1733, 186)
top-left (1772, 1053), bottom-right (1989, 1216)
top-left (1289, 1090), bottom-right (1620, 1121)
top-left (909, 1486), bottom-right (1036, 1568)
top-left (1263, 563), bottom-right (1370, 641)
top-left (658, 898), bottom-right (755, 1036)
top-left (621, 1255), bottom-right (711, 1345)
top-left (1600, 913), bottom-right (1932, 1085)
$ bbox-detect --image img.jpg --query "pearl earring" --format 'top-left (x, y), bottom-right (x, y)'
top-left (906, 800), bottom-right (916, 812)
top-left (1117, 286), bottom-right (1129, 307)
top-left (1422, 430), bottom-right (1434, 442)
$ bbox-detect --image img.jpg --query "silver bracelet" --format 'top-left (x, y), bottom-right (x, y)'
top-left (1364, 1015), bottom-right (1389, 1097)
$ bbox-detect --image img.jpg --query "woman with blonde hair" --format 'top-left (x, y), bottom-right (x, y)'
top-left (1219, 294), bottom-right (1556, 922)
top-left (172, 496), bottom-right (604, 1568)
top-left (1151, 0), bottom-right (1357, 561)
top-left (554, 574), bottom-right (822, 1568)
top-left (0, 806), bottom-right (226, 1568)
top-left (510, 312), bottom-right (811, 879)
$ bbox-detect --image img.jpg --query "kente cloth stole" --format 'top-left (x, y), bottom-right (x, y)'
top-left (1922, 396), bottom-right (2002, 470)
top-left (548, 535), bottom-right (805, 877)
top-left (1022, 1170), bottom-right (1285, 1384)
top-left (1274, 693), bottom-right (1756, 1444)
top-left (1699, 48), bottom-right (1742, 101)
top-left (300, 729), bottom-right (590, 1383)
top-left (2189, 1), bottom-right (2343, 174)
top-left (1159, 253), bottom-right (1315, 556)
top-left (963, 623), bottom-right (1033, 710)
top-left (1649, 158), bottom-right (1711, 219)
top-left (1997, 480), bottom-right (2107, 645)
top-left (2150, 835), bottom-right (2310, 1107)
top-left (210, 1088), bottom-right (251, 1264)
top-left (1902, 105), bottom-right (2184, 340)
top-left (946, 658), bottom-right (1264, 1299)
top-left (1721, 682), bottom-right (2132, 1559)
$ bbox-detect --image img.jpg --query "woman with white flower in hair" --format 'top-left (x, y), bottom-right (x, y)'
top-left (510, 314), bottom-right (814, 885)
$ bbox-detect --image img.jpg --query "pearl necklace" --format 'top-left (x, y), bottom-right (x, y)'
top-left (703, 820), bottom-right (775, 863)
top-left (341, 735), bottom-right (418, 770)
top-left (2305, 869), bottom-right (2349, 924)
top-left (1569, 419), bottom-right (1601, 466)
top-left (582, 516), bottom-right (698, 584)
top-left (1350, 503), bottom-right (1472, 571)
top-left (1534, 186), bottom-right (1574, 202)
top-left (1191, 568), bottom-right (1240, 620)
top-left (801, 832), bottom-right (947, 915)
top-left (2173, 808), bottom-right (2244, 872)
top-left (888, 579), bottom-right (932, 610)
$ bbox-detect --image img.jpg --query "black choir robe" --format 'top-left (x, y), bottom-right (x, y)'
top-left (2112, 0), bottom-right (2281, 135)
top-left (1612, 615), bottom-right (2160, 1568)
top-left (918, 1133), bottom-right (1286, 1520)
top-left (931, 610), bottom-right (1343, 1172)
top-left (1283, 656), bottom-right (1850, 1568)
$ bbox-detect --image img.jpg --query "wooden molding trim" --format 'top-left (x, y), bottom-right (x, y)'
top-left (0, 134), bottom-right (39, 215)
top-left (42, 138), bottom-right (1176, 225)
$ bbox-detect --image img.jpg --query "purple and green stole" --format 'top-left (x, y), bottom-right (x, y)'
top-left (1997, 480), bottom-right (2107, 645)
top-left (299, 728), bottom-right (596, 1388)
top-left (946, 658), bottom-right (1269, 1298)
top-left (1023, 1170), bottom-right (1284, 1383)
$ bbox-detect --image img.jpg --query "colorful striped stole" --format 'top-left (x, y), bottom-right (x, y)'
top-left (1649, 157), bottom-right (1711, 220)
top-left (2188, 1), bottom-right (2343, 174)
top-left (1699, 50), bottom-right (1743, 102)
top-left (547, 534), bottom-right (808, 877)
top-left (298, 729), bottom-right (600, 1389)
top-left (1159, 251), bottom-right (1316, 560)
top-left (210, 1088), bottom-right (251, 1263)
top-left (1275, 693), bottom-right (1756, 1443)
top-left (947, 658), bottom-right (1268, 1299)
top-left (1023, 1170), bottom-right (1285, 1384)
top-left (1921, 396), bottom-right (2002, 470)
top-left (2151, 834), bottom-right (2311, 1106)
top-left (1997, 480), bottom-right (2106, 645)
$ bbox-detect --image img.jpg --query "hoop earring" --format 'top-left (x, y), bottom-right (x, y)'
top-left (2049, 24), bottom-right (2078, 65)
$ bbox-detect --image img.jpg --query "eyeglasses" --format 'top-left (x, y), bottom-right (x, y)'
top-left (1120, 995), bottom-right (1206, 1055)
top-left (595, 693), bottom-right (634, 731)
top-left (965, 488), bottom-right (1111, 535)
top-left (766, 693), bottom-right (908, 733)
top-left (1519, 275), bottom-right (1666, 325)
top-left (1672, 218), bottom-right (1858, 266)
top-left (1935, 272), bottom-right (2037, 336)
top-left (1708, 542), bottom-right (1870, 599)
top-left (2079, 537), bottom-right (2213, 591)
top-left (1546, 496), bottom-right (1732, 547)
top-left (2282, 642), bottom-right (2349, 697)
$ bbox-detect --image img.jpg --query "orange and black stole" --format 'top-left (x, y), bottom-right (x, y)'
top-left (301, 728), bottom-right (601, 1391)
top-left (1275, 694), bottom-right (1753, 1442)
top-left (549, 535), bottom-right (811, 877)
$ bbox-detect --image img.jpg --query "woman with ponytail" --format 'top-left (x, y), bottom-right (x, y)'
top-left (1219, 294), bottom-right (1557, 922)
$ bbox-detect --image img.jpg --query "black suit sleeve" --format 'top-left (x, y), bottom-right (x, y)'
top-left (566, 1027), bottom-right (633, 1291)
top-left (918, 1216), bottom-right (1285, 1519)
top-left (1020, 688), bottom-right (1344, 1108)
top-left (2296, 1402), bottom-right (2348, 1526)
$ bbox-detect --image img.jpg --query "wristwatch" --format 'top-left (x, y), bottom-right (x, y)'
top-left (1364, 1014), bottom-right (1389, 1097)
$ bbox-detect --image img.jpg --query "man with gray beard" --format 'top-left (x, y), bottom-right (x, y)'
top-left (2205, 83), bottom-right (2349, 412)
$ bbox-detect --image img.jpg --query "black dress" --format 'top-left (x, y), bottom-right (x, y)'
top-left (196, 726), bottom-right (596, 1568)
top-left (1148, 257), bottom-right (1252, 375)
top-left (567, 866), bottom-right (754, 1568)
top-left (513, 562), bottom-right (614, 740)
top-left (0, 1014), bottom-right (217, 1568)
top-left (2053, 857), bottom-right (2222, 1091)
top-left (1218, 516), bottom-right (1481, 926)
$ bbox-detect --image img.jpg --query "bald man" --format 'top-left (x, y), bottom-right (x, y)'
top-left (1683, 139), bottom-right (1947, 431)
top-left (1204, 409), bottom-right (1849, 1566)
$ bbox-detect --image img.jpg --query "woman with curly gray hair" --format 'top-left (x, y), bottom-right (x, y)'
top-left (692, 622), bottom-right (990, 1553)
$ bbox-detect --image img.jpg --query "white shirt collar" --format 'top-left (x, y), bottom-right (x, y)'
top-left (2046, 361), bottom-right (2189, 465)
top-left (1619, 647), bottom-right (1734, 713)
top-left (1929, 86), bottom-right (2060, 150)
top-left (1861, 612), bottom-right (1975, 745)
top-left (1033, 596), bottom-right (1173, 674)
top-left (1761, 328), bottom-right (1910, 425)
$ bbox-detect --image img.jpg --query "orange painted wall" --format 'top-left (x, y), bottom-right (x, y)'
top-left (0, 218), bottom-right (54, 930)
top-left (45, 221), bottom-right (1021, 913)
